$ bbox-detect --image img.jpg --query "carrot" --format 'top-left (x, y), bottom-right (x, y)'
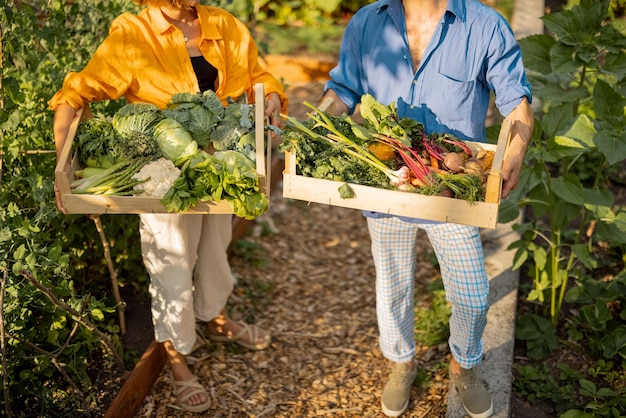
top-left (430, 155), bottom-right (440, 169)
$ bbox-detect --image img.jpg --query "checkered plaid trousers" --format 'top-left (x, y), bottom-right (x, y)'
top-left (366, 216), bottom-right (489, 369)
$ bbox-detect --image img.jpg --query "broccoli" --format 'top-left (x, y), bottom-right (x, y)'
top-left (109, 131), bottom-right (162, 161)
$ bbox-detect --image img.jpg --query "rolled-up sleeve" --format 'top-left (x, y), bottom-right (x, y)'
top-left (325, 16), bottom-right (365, 114)
top-left (49, 18), bottom-right (135, 110)
top-left (485, 19), bottom-right (532, 117)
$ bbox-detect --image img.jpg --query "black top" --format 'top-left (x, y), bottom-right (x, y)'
top-left (190, 55), bottom-right (218, 92)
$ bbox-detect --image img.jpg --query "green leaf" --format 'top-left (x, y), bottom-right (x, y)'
top-left (338, 183), bottom-right (356, 199)
top-left (550, 43), bottom-right (583, 74)
top-left (551, 175), bottom-right (584, 205)
top-left (571, 244), bottom-right (597, 269)
top-left (579, 379), bottom-right (597, 396)
top-left (541, 103), bottom-right (575, 138)
top-left (13, 244), bottom-right (26, 261)
top-left (595, 129), bottom-right (626, 166)
top-left (596, 220), bottom-right (626, 244)
top-left (582, 188), bottom-right (614, 218)
top-left (90, 308), bottom-right (104, 322)
top-left (551, 199), bottom-right (581, 230)
top-left (543, 0), bottom-right (609, 46)
top-left (602, 51), bottom-right (626, 79)
top-left (593, 79), bottom-right (626, 122)
top-left (497, 199), bottom-right (521, 224)
top-left (601, 328), bottom-right (626, 359)
top-left (554, 115), bottom-right (596, 149)
top-left (598, 22), bottom-right (626, 55)
top-left (519, 34), bottom-right (556, 74)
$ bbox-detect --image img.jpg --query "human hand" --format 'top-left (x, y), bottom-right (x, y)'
top-left (500, 98), bottom-right (534, 199)
top-left (500, 151), bottom-right (523, 199)
top-left (54, 182), bottom-right (67, 214)
top-left (264, 92), bottom-right (283, 128)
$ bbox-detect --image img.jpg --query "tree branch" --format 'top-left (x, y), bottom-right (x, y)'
top-left (90, 215), bottom-right (126, 335)
top-left (19, 269), bottom-right (124, 368)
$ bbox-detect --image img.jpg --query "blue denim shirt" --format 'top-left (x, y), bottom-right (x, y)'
top-left (325, 0), bottom-right (531, 222)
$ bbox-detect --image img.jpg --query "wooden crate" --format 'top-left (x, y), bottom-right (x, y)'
top-left (55, 84), bottom-right (271, 214)
top-left (282, 119), bottom-right (512, 229)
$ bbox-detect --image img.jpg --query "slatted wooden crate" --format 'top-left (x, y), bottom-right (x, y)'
top-left (55, 84), bottom-right (270, 214)
top-left (282, 119), bottom-right (512, 229)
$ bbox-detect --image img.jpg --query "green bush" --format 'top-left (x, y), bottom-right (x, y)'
top-left (1, 1), bottom-right (148, 415)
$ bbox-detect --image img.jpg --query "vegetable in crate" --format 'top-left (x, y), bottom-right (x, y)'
top-left (162, 90), bottom-right (225, 146)
top-left (75, 117), bottom-right (120, 168)
top-left (280, 97), bottom-right (493, 203)
top-left (153, 118), bottom-right (199, 166)
top-left (210, 100), bottom-right (257, 161)
top-left (131, 158), bottom-right (181, 198)
top-left (112, 102), bottom-right (164, 138)
top-left (70, 157), bottom-right (152, 195)
top-left (161, 150), bottom-right (268, 219)
top-left (75, 115), bottom-right (163, 167)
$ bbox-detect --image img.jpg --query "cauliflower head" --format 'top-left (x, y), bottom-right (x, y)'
top-left (132, 158), bottom-right (181, 198)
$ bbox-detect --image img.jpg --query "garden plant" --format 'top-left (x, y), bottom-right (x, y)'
top-left (503, 0), bottom-right (626, 415)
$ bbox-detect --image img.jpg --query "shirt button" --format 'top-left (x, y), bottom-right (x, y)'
top-left (410, 105), bottom-right (414, 109)
top-left (403, 55), bottom-right (407, 60)
top-left (413, 80), bottom-right (417, 84)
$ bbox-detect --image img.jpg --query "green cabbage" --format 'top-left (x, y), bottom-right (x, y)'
top-left (153, 118), bottom-right (198, 166)
top-left (112, 102), bottom-right (163, 137)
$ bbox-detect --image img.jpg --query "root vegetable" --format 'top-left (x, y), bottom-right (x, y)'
top-left (443, 152), bottom-right (464, 172)
top-left (440, 187), bottom-right (454, 198)
top-left (368, 142), bottom-right (396, 161)
top-left (464, 158), bottom-right (484, 172)
top-left (476, 150), bottom-right (495, 171)
top-left (463, 158), bottom-right (487, 183)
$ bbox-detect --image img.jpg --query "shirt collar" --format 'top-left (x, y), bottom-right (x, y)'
top-left (144, 6), bottom-right (223, 40)
top-left (375, 0), bottom-right (466, 23)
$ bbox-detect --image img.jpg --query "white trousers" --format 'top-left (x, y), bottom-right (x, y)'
top-left (139, 213), bottom-right (236, 355)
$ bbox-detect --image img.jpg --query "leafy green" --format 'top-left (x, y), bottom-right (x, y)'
top-left (161, 150), bottom-right (267, 219)
top-left (111, 102), bottom-right (163, 138)
top-left (279, 114), bottom-right (394, 189)
top-left (210, 101), bottom-right (257, 160)
top-left (162, 90), bottom-right (225, 147)
top-left (75, 117), bottom-right (119, 166)
top-left (109, 131), bottom-right (162, 161)
top-left (153, 118), bottom-right (199, 166)
top-left (214, 151), bottom-right (269, 219)
top-left (359, 94), bottom-right (420, 147)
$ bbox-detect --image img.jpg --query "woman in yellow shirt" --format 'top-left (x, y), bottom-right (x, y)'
top-left (50, 0), bottom-right (287, 413)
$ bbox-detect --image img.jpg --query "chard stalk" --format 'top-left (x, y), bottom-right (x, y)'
top-left (373, 134), bottom-right (431, 184)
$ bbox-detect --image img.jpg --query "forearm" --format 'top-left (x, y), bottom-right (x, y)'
top-left (54, 104), bottom-right (77, 160)
top-left (507, 97), bottom-right (534, 159)
top-left (501, 97), bottom-right (534, 198)
top-left (318, 89), bottom-right (350, 117)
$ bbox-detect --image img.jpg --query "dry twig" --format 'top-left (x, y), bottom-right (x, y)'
top-left (90, 215), bottom-right (126, 334)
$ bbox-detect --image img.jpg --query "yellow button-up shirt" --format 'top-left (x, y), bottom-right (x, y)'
top-left (49, 6), bottom-right (288, 112)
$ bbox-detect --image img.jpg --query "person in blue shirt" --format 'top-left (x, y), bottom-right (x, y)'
top-left (321, 0), bottom-right (534, 417)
